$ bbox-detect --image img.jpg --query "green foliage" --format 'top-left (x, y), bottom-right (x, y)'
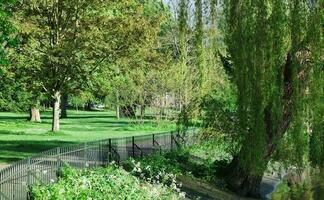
top-left (194, 0), bottom-right (205, 91)
top-left (308, 0), bottom-right (324, 167)
top-left (116, 121), bottom-right (176, 131)
top-left (271, 170), bottom-right (324, 200)
top-left (0, 0), bottom-right (16, 64)
top-left (123, 156), bottom-right (183, 188)
top-left (0, 0), bottom-right (28, 111)
top-left (31, 165), bottom-right (182, 200)
top-left (7, 0), bottom-right (170, 131)
top-left (202, 83), bottom-right (237, 137)
top-left (69, 91), bottom-right (96, 109)
top-left (222, 0), bottom-right (323, 176)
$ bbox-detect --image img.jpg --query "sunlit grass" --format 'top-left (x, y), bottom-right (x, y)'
top-left (0, 110), bottom-right (175, 164)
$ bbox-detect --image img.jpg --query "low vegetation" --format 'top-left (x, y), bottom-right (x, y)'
top-left (31, 165), bottom-right (183, 200)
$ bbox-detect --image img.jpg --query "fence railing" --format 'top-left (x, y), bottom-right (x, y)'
top-left (0, 129), bottom-right (198, 200)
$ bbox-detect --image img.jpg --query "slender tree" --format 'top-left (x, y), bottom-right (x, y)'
top-left (178, 0), bottom-right (189, 109)
top-left (194, 0), bottom-right (205, 91)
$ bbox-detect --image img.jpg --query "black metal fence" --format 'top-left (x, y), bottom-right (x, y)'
top-left (0, 129), bottom-right (198, 200)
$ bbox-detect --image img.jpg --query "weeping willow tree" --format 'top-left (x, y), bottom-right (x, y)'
top-left (223, 0), bottom-right (323, 197)
top-left (308, 0), bottom-right (324, 167)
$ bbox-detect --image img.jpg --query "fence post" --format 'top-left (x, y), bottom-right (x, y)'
top-left (171, 131), bottom-right (173, 149)
top-left (132, 136), bottom-right (135, 158)
top-left (108, 139), bottom-right (112, 162)
top-left (27, 157), bottom-right (31, 191)
top-left (56, 147), bottom-right (60, 170)
top-left (84, 143), bottom-right (88, 168)
top-left (98, 141), bottom-right (102, 166)
top-left (152, 134), bottom-right (155, 146)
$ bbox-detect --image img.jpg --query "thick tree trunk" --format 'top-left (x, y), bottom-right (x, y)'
top-left (52, 91), bottom-right (61, 132)
top-left (29, 107), bottom-right (41, 122)
top-left (60, 94), bottom-right (68, 119)
top-left (225, 157), bottom-right (265, 197)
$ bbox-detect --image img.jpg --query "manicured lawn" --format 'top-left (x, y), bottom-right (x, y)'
top-left (0, 110), bottom-right (176, 164)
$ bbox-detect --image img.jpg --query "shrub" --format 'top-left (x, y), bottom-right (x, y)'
top-left (31, 165), bottom-right (183, 200)
top-left (123, 154), bottom-right (183, 188)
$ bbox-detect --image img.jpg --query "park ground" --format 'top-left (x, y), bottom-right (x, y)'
top-left (0, 110), bottom-right (175, 164)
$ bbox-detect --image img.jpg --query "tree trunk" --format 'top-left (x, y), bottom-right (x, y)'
top-left (121, 105), bottom-right (136, 118)
top-left (52, 91), bottom-right (61, 132)
top-left (116, 92), bottom-right (120, 119)
top-left (140, 105), bottom-right (145, 119)
top-left (225, 155), bottom-right (267, 197)
top-left (116, 104), bottom-right (120, 119)
top-left (29, 107), bottom-right (41, 122)
top-left (85, 101), bottom-right (92, 111)
top-left (60, 94), bottom-right (68, 119)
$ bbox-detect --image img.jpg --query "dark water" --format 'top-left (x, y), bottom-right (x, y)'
top-left (271, 170), bottom-right (324, 200)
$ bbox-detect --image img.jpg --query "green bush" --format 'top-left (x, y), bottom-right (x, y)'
top-left (123, 154), bottom-right (182, 187)
top-left (31, 165), bottom-right (183, 200)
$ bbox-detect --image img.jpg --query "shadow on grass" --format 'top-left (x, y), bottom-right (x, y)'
top-left (64, 115), bottom-right (116, 119)
top-left (0, 130), bottom-right (27, 135)
top-left (0, 116), bottom-right (53, 121)
top-left (0, 140), bottom-right (76, 163)
top-left (0, 116), bottom-right (29, 120)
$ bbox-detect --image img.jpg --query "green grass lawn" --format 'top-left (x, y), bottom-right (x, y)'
top-left (0, 110), bottom-right (176, 164)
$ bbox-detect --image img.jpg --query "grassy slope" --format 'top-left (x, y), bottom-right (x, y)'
top-left (0, 110), bottom-right (175, 164)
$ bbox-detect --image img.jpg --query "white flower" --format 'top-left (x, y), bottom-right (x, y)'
top-left (179, 192), bottom-right (186, 198)
top-left (59, 188), bottom-right (65, 194)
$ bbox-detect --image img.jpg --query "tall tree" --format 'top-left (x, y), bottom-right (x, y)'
top-left (194, 0), bottom-right (205, 92)
top-left (222, 0), bottom-right (323, 197)
top-left (14, 0), bottom-right (106, 131)
top-left (14, 0), bottom-right (163, 131)
top-left (308, 0), bottom-right (324, 167)
top-left (178, 0), bottom-right (189, 110)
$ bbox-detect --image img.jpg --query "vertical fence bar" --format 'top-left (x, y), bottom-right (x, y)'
top-left (108, 139), bottom-right (112, 162)
top-left (99, 141), bottom-right (102, 166)
top-left (27, 157), bottom-right (31, 197)
top-left (132, 136), bottom-right (135, 158)
top-left (56, 147), bottom-right (60, 170)
top-left (171, 131), bottom-right (173, 149)
top-left (84, 143), bottom-right (87, 168)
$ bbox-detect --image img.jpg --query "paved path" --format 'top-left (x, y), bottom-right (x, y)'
top-left (0, 164), bottom-right (9, 170)
top-left (260, 175), bottom-right (281, 199)
top-left (260, 173), bottom-right (286, 200)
